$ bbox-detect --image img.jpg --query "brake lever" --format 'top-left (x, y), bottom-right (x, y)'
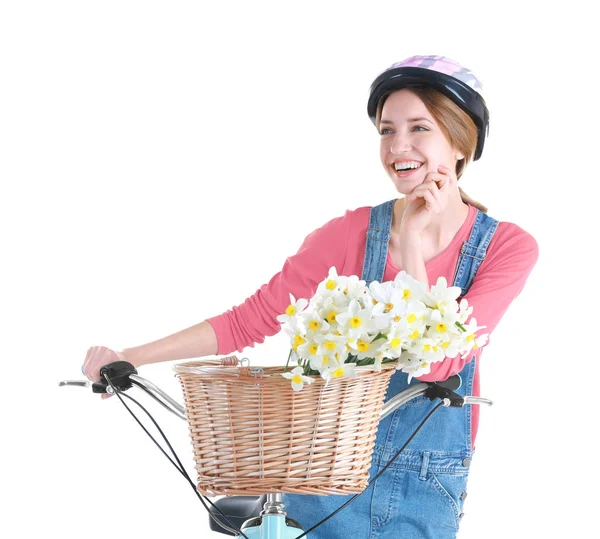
top-left (59, 361), bottom-right (138, 393)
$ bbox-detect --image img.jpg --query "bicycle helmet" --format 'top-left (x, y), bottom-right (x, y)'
top-left (367, 55), bottom-right (490, 161)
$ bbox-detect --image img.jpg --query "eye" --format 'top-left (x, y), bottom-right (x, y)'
top-left (380, 125), bottom-right (428, 136)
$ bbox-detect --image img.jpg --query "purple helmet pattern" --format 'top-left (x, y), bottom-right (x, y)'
top-left (380, 55), bottom-right (484, 96)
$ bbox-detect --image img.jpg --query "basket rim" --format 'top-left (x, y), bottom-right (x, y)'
top-left (173, 360), bottom-right (399, 378)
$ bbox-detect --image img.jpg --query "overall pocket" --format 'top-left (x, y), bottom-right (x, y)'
top-left (428, 471), bottom-right (469, 530)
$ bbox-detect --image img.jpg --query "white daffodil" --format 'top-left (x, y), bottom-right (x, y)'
top-left (393, 271), bottom-right (428, 303)
top-left (409, 337), bottom-right (446, 364)
top-left (318, 300), bottom-right (343, 329)
top-left (321, 362), bottom-right (358, 384)
top-left (403, 360), bottom-right (433, 381)
top-left (277, 293), bottom-right (309, 324)
top-left (282, 316), bottom-right (308, 352)
top-left (282, 366), bottom-right (315, 392)
top-left (424, 308), bottom-right (463, 342)
top-left (336, 299), bottom-right (376, 339)
top-left (370, 281), bottom-right (408, 316)
top-left (341, 275), bottom-right (368, 302)
top-left (378, 322), bottom-right (410, 359)
top-left (316, 267), bottom-right (343, 299)
top-left (395, 350), bottom-right (432, 381)
top-left (457, 318), bottom-right (489, 357)
top-left (403, 300), bottom-right (428, 342)
top-left (347, 337), bottom-right (382, 361)
top-left (313, 333), bottom-right (348, 358)
top-left (299, 311), bottom-right (331, 336)
top-left (296, 337), bottom-right (320, 362)
top-left (309, 352), bottom-right (342, 373)
top-left (456, 298), bottom-right (474, 325)
top-left (424, 276), bottom-right (462, 315)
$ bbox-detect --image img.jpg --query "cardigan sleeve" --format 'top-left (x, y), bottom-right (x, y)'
top-left (206, 211), bottom-right (352, 355)
top-left (417, 222), bottom-right (539, 382)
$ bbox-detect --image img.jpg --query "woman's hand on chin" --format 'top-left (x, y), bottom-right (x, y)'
top-left (399, 165), bottom-right (456, 235)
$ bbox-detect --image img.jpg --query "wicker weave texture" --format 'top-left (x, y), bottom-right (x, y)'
top-left (175, 361), bottom-right (395, 496)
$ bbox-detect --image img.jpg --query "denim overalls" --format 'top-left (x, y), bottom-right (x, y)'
top-left (283, 200), bottom-right (499, 539)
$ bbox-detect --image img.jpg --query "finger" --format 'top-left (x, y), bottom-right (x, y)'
top-left (423, 190), bottom-right (438, 209)
top-left (409, 181), bottom-right (437, 202)
top-left (436, 176), bottom-right (449, 190)
top-left (437, 166), bottom-right (455, 186)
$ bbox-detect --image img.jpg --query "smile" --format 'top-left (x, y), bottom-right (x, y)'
top-left (392, 162), bottom-right (423, 178)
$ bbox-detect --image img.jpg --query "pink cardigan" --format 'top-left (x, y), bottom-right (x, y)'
top-left (207, 203), bottom-right (539, 448)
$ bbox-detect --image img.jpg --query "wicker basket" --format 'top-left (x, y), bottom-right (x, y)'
top-left (174, 356), bottom-right (396, 496)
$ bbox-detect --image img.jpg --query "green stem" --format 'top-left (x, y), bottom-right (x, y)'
top-left (284, 348), bottom-right (294, 373)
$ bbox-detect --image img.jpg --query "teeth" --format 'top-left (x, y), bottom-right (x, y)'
top-left (394, 161), bottom-right (422, 171)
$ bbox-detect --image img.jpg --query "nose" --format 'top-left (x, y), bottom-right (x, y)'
top-left (389, 131), bottom-right (412, 155)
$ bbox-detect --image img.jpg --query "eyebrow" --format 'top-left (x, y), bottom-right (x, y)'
top-left (380, 117), bottom-right (433, 124)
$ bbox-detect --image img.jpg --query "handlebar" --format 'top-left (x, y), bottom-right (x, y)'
top-left (59, 360), bottom-right (492, 420)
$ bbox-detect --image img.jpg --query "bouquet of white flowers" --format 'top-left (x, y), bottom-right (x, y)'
top-left (278, 267), bottom-right (488, 391)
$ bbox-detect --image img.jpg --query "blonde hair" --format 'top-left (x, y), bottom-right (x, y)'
top-left (375, 87), bottom-right (488, 213)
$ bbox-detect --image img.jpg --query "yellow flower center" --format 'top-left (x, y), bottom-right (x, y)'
top-left (403, 289), bottom-right (411, 300)
top-left (441, 341), bottom-right (450, 349)
top-left (436, 323), bottom-right (447, 333)
top-left (285, 305), bottom-right (296, 316)
top-left (292, 374), bottom-right (303, 384)
top-left (294, 334), bottom-right (305, 345)
top-left (309, 320), bottom-right (319, 331)
top-left (421, 362), bottom-right (429, 368)
top-left (385, 302), bottom-right (394, 312)
top-left (423, 344), bottom-right (431, 352)
top-left (390, 338), bottom-right (401, 348)
top-left (466, 334), bottom-right (475, 342)
top-left (350, 316), bottom-right (362, 328)
top-left (410, 330), bottom-right (420, 339)
top-left (325, 341), bottom-right (337, 351)
top-left (393, 315), bottom-right (402, 322)
top-left (309, 344), bottom-right (319, 355)
top-left (357, 341), bottom-right (369, 352)
top-left (327, 311), bottom-right (337, 323)
top-left (372, 298), bottom-right (378, 305)
top-left (333, 367), bottom-right (345, 378)
top-left (326, 279), bottom-right (336, 290)
top-left (407, 313), bottom-right (416, 323)
top-left (323, 356), bottom-right (330, 365)
top-left (473, 343), bottom-right (479, 349)
top-left (344, 288), bottom-right (349, 295)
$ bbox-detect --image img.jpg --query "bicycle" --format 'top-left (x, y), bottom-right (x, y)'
top-left (59, 360), bottom-right (492, 538)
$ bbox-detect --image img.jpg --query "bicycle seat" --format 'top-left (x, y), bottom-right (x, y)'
top-left (209, 495), bottom-right (267, 536)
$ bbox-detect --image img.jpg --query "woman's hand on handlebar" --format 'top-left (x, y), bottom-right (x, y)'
top-left (82, 346), bottom-right (127, 399)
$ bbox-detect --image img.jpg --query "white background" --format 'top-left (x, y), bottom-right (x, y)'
top-left (2, 1), bottom-right (598, 538)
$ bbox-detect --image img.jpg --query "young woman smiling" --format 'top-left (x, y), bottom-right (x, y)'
top-left (83, 55), bottom-right (538, 538)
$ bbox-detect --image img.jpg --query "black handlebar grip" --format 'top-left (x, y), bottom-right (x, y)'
top-left (92, 361), bottom-right (138, 393)
top-left (424, 383), bottom-right (465, 407)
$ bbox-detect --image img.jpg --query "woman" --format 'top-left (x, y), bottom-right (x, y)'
top-left (83, 55), bottom-right (538, 538)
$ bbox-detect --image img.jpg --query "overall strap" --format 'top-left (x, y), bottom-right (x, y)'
top-left (361, 199), bottom-right (395, 286)
top-left (452, 209), bottom-right (500, 295)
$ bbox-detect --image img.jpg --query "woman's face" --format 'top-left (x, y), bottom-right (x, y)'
top-left (379, 89), bottom-right (463, 195)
